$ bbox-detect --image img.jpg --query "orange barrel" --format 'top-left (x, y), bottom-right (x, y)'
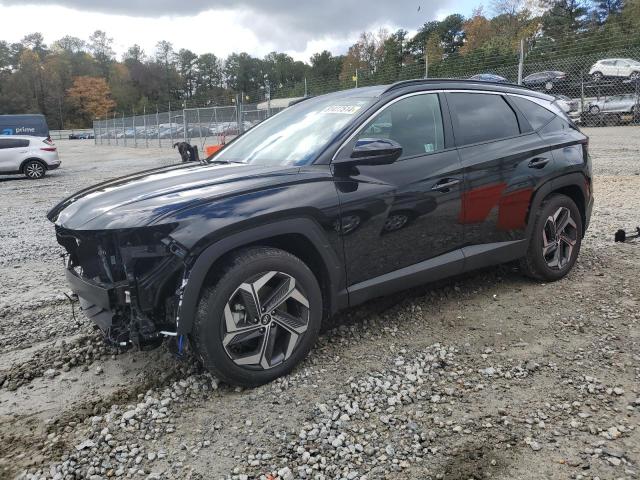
top-left (205, 144), bottom-right (223, 156)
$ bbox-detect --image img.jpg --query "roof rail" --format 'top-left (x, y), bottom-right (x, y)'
top-left (382, 77), bottom-right (529, 94)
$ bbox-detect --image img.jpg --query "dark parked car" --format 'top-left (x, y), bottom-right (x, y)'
top-left (48, 80), bottom-right (593, 386)
top-left (469, 73), bottom-right (508, 83)
top-left (68, 132), bottom-right (95, 140)
top-left (523, 71), bottom-right (568, 90)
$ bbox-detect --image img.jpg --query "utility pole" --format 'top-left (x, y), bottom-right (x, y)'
top-left (518, 39), bottom-right (524, 85)
top-left (304, 77), bottom-right (308, 97)
top-left (425, 39), bottom-right (429, 79)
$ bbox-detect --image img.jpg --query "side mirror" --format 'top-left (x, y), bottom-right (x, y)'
top-left (336, 138), bottom-right (402, 166)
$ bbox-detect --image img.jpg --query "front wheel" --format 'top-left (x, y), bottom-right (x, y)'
top-left (192, 247), bottom-right (322, 387)
top-left (629, 71), bottom-right (640, 81)
top-left (520, 194), bottom-right (582, 282)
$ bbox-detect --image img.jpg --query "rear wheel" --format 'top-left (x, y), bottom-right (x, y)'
top-left (589, 105), bottom-right (600, 114)
top-left (23, 160), bottom-right (46, 179)
top-left (192, 247), bottom-right (322, 387)
top-left (629, 71), bottom-right (640, 81)
top-left (520, 194), bottom-right (582, 282)
top-left (592, 71), bottom-right (603, 81)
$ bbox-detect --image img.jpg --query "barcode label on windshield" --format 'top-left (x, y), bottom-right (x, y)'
top-left (322, 105), bottom-right (362, 114)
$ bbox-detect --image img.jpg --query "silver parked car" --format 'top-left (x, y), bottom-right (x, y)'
top-left (587, 94), bottom-right (639, 114)
top-left (0, 135), bottom-right (61, 179)
top-left (589, 58), bottom-right (640, 81)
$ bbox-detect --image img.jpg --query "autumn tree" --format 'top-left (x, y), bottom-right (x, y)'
top-left (67, 76), bottom-right (116, 124)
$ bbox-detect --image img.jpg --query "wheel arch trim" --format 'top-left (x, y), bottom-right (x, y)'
top-left (525, 172), bottom-right (590, 242)
top-left (176, 217), bottom-right (345, 335)
top-left (20, 157), bottom-right (48, 172)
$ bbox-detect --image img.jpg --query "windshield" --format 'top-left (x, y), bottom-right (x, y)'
top-left (214, 94), bottom-right (376, 166)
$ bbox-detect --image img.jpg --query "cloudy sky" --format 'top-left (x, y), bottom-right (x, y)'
top-left (0, 0), bottom-right (479, 62)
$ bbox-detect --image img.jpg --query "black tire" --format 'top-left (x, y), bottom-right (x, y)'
top-left (23, 159), bottom-right (46, 179)
top-left (629, 71), bottom-right (640, 81)
top-left (191, 246), bottom-right (322, 387)
top-left (520, 194), bottom-right (582, 282)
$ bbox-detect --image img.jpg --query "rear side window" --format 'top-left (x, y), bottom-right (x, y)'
top-left (510, 96), bottom-right (556, 130)
top-left (447, 93), bottom-right (520, 146)
top-left (0, 138), bottom-right (29, 149)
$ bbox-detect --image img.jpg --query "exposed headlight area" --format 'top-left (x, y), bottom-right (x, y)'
top-left (55, 224), bottom-right (186, 349)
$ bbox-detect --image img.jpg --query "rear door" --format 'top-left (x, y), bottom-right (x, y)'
top-left (446, 91), bottom-right (552, 247)
top-left (0, 138), bottom-right (29, 172)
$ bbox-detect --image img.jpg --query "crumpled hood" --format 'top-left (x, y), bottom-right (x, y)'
top-left (48, 162), bottom-right (299, 230)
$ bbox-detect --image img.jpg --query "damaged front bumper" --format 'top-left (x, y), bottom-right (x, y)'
top-left (56, 225), bottom-right (189, 349)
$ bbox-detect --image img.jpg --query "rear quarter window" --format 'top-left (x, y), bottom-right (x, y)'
top-left (509, 96), bottom-right (556, 130)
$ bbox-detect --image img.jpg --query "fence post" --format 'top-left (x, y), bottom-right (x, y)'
top-left (122, 112), bottom-right (126, 147)
top-left (93, 120), bottom-right (97, 146)
top-left (168, 101), bottom-right (173, 147)
top-left (156, 105), bottom-right (161, 148)
top-left (235, 94), bottom-right (241, 134)
top-left (114, 112), bottom-right (118, 146)
top-left (183, 107), bottom-right (187, 142)
top-left (266, 82), bottom-right (271, 118)
top-left (133, 110), bottom-right (137, 148)
top-left (107, 116), bottom-right (110, 145)
top-left (517, 39), bottom-right (524, 85)
top-left (304, 77), bottom-right (308, 97)
top-left (197, 107), bottom-right (203, 148)
top-left (214, 106), bottom-right (219, 144)
top-left (143, 105), bottom-right (148, 148)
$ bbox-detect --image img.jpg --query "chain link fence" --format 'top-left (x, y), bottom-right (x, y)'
top-left (94, 39), bottom-right (640, 150)
top-left (93, 102), bottom-right (286, 151)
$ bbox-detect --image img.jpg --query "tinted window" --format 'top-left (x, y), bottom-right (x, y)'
top-left (510, 96), bottom-right (556, 130)
top-left (0, 138), bottom-right (29, 149)
top-left (540, 117), bottom-right (571, 135)
top-left (357, 93), bottom-right (444, 159)
top-left (447, 93), bottom-right (520, 146)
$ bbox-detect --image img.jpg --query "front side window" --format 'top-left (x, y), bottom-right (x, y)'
top-left (356, 94), bottom-right (444, 159)
top-left (447, 93), bottom-right (520, 146)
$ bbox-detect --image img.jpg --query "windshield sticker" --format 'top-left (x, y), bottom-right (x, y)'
top-left (321, 105), bottom-right (362, 115)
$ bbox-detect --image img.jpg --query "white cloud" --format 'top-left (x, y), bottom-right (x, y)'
top-left (0, 1), bottom-right (473, 61)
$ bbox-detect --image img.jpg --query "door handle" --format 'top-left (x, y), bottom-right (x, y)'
top-left (528, 157), bottom-right (550, 169)
top-left (432, 178), bottom-right (461, 192)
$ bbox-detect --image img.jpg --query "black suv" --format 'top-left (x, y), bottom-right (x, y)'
top-left (48, 80), bottom-right (593, 386)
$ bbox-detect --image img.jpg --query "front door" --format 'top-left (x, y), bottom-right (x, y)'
top-left (332, 93), bottom-right (465, 286)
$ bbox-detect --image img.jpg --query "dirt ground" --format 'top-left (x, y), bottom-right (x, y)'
top-left (0, 129), bottom-right (638, 480)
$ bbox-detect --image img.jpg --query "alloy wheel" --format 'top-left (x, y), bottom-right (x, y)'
top-left (542, 207), bottom-right (578, 270)
top-left (222, 271), bottom-right (310, 370)
top-left (25, 161), bottom-right (45, 179)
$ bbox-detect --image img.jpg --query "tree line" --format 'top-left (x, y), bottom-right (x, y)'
top-left (0, 0), bottom-right (638, 129)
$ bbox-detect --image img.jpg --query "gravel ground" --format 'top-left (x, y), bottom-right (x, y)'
top-left (1, 128), bottom-right (639, 480)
